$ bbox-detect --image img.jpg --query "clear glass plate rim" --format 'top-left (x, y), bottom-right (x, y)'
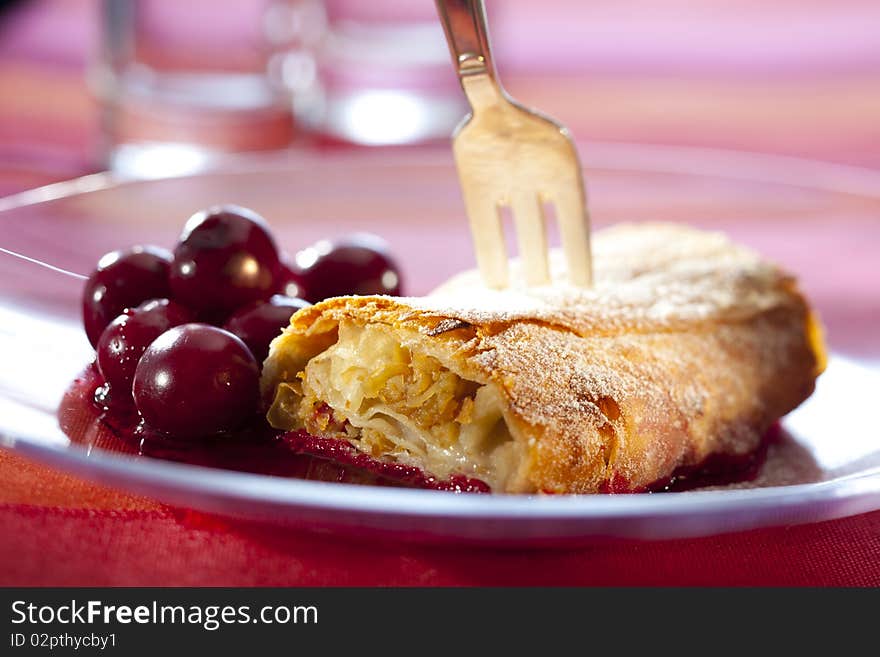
top-left (2, 140), bottom-right (880, 215)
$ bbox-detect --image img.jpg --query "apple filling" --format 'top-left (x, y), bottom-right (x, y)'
top-left (264, 321), bottom-right (523, 490)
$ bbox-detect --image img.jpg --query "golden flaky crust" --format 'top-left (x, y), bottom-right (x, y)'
top-left (263, 223), bottom-right (825, 493)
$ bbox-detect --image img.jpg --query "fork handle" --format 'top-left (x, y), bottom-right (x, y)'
top-left (435, 0), bottom-right (503, 110)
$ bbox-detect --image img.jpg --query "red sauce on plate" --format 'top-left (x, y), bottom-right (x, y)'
top-left (59, 364), bottom-right (770, 495)
top-left (59, 364), bottom-right (489, 493)
top-left (645, 429), bottom-right (775, 493)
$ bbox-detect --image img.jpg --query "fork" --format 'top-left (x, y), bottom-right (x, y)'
top-left (435, 0), bottom-right (593, 288)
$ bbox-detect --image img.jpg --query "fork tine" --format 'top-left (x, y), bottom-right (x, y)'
top-left (510, 193), bottom-right (550, 285)
top-left (553, 183), bottom-right (593, 286)
top-left (460, 190), bottom-right (509, 288)
top-left (438, 0), bottom-right (594, 290)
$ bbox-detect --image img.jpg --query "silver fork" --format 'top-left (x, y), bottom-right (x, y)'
top-left (435, 0), bottom-right (593, 288)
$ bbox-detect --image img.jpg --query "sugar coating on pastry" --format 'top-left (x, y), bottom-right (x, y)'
top-left (420, 223), bottom-right (796, 330)
top-left (261, 223), bottom-right (825, 494)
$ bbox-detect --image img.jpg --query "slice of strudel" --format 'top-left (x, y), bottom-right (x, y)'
top-left (261, 223), bottom-right (825, 494)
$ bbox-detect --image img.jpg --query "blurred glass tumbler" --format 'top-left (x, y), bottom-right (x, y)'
top-left (94, 0), bottom-right (298, 177)
top-left (283, 0), bottom-right (469, 145)
top-left (94, 0), bottom-right (471, 176)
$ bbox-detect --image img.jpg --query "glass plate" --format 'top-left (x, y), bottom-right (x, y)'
top-left (1, 143), bottom-right (879, 545)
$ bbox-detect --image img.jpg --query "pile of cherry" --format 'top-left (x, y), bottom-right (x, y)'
top-left (83, 205), bottom-right (402, 441)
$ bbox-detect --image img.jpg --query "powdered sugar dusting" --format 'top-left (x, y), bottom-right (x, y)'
top-left (399, 223), bottom-right (793, 335)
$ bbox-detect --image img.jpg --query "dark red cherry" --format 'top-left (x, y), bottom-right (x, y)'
top-left (169, 205), bottom-right (281, 317)
top-left (223, 295), bottom-right (310, 363)
top-left (82, 246), bottom-right (172, 347)
top-left (295, 233), bottom-right (402, 302)
top-left (276, 256), bottom-right (312, 301)
top-left (132, 324), bottom-right (260, 439)
top-left (95, 299), bottom-right (193, 405)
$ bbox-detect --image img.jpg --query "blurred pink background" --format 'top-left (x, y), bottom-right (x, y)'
top-left (2, 0), bottom-right (880, 588)
top-left (1, 0), bottom-right (879, 196)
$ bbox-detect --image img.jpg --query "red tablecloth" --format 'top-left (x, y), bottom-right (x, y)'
top-left (3, 449), bottom-right (880, 586)
top-left (1, 0), bottom-right (879, 586)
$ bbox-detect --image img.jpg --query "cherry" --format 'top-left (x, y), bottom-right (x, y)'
top-left (132, 324), bottom-right (260, 439)
top-left (95, 299), bottom-right (193, 405)
top-left (275, 255), bottom-right (312, 301)
top-left (295, 233), bottom-right (402, 302)
top-left (82, 246), bottom-right (172, 347)
top-left (169, 205), bottom-right (281, 317)
top-left (223, 295), bottom-right (310, 363)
